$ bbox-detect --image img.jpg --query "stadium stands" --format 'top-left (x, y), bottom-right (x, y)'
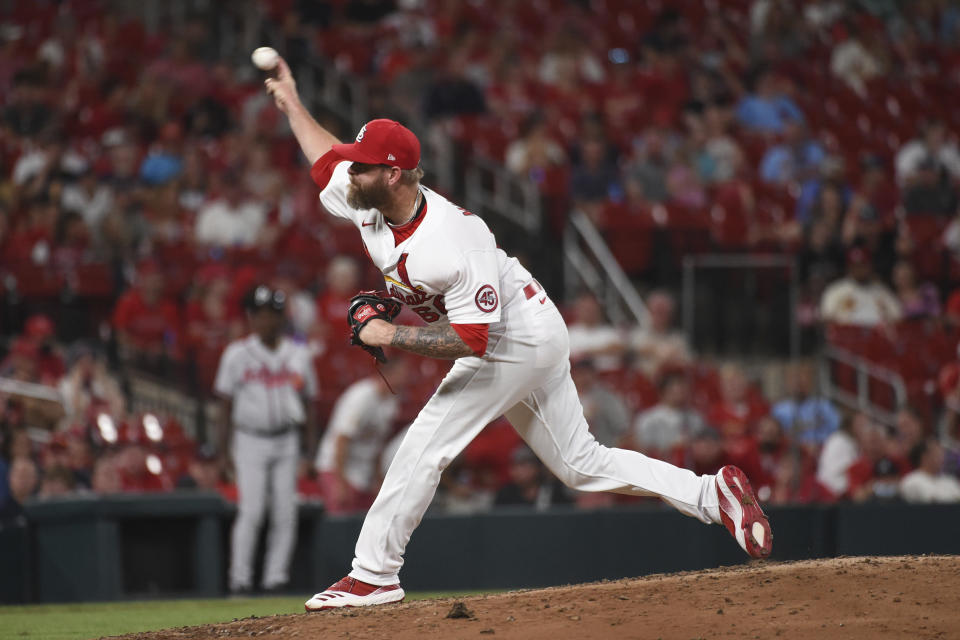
top-left (3, 0), bottom-right (960, 514)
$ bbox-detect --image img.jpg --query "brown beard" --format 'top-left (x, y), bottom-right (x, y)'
top-left (347, 175), bottom-right (392, 210)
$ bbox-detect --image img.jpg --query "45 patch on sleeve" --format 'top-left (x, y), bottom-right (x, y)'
top-left (474, 285), bottom-right (498, 313)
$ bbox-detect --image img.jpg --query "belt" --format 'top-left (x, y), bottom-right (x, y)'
top-left (236, 424), bottom-right (297, 438)
top-left (523, 280), bottom-right (543, 300)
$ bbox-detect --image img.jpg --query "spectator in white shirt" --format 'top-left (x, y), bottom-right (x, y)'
top-left (895, 118), bottom-right (960, 187)
top-left (315, 358), bottom-right (408, 514)
top-left (819, 247), bottom-right (902, 326)
top-left (626, 372), bottom-right (706, 459)
top-left (817, 411), bottom-right (865, 497)
top-left (194, 171), bottom-right (267, 248)
top-left (567, 293), bottom-right (627, 371)
top-left (60, 168), bottom-right (114, 237)
top-left (829, 30), bottom-right (884, 97)
top-left (900, 438), bottom-right (960, 503)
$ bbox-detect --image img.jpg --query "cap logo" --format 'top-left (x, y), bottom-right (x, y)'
top-left (387, 153), bottom-right (396, 161)
top-left (356, 124), bottom-right (367, 142)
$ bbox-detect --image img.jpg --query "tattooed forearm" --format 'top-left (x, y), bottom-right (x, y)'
top-left (390, 325), bottom-right (474, 359)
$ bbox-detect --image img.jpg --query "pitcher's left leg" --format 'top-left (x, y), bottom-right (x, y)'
top-left (504, 361), bottom-right (772, 556)
top-left (504, 361), bottom-right (719, 523)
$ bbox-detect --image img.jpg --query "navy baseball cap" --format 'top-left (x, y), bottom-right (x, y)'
top-left (245, 285), bottom-right (286, 312)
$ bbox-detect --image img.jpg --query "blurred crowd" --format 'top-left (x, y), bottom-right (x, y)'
top-left (4, 0), bottom-right (960, 521)
top-left (4, 289), bottom-right (960, 522)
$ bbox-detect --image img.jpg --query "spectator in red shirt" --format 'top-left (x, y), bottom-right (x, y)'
top-left (115, 424), bottom-right (172, 493)
top-left (2, 315), bottom-right (65, 384)
top-left (176, 444), bottom-right (236, 501)
top-left (462, 417), bottom-right (523, 489)
top-left (112, 261), bottom-right (181, 362)
top-left (184, 266), bottom-right (243, 353)
top-left (315, 256), bottom-right (361, 329)
top-left (754, 416), bottom-right (789, 489)
top-left (707, 363), bottom-right (769, 440)
top-left (754, 414), bottom-right (830, 504)
top-left (767, 451), bottom-right (834, 505)
top-left (486, 62), bottom-right (537, 125)
top-left (601, 58), bottom-right (645, 133)
top-left (945, 289), bottom-right (960, 329)
top-left (6, 195), bottom-right (58, 265)
top-left (145, 38), bottom-right (212, 98)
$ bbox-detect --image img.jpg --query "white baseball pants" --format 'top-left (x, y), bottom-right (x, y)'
top-left (230, 430), bottom-right (299, 590)
top-left (349, 293), bottom-right (720, 586)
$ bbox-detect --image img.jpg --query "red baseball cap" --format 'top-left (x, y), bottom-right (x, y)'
top-left (846, 247), bottom-right (871, 265)
top-left (25, 314), bottom-right (54, 340)
top-left (331, 119), bottom-right (420, 170)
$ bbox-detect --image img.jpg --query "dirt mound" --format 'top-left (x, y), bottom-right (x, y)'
top-left (116, 556), bottom-right (960, 639)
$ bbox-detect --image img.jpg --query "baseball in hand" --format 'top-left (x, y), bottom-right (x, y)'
top-left (251, 46), bottom-right (279, 71)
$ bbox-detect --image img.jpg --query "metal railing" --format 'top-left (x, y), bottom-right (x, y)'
top-left (563, 211), bottom-right (649, 326)
top-left (819, 345), bottom-right (907, 428)
top-left (127, 372), bottom-right (204, 439)
top-left (463, 156), bottom-right (542, 233)
top-left (0, 377), bottom-right (63, 405)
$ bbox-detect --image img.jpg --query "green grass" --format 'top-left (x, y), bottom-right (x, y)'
top-left (0, 592), bottom-right (484, 640)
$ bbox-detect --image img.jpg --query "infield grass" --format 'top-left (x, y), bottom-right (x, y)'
top-left (0, 591), bottom-right (485, 640)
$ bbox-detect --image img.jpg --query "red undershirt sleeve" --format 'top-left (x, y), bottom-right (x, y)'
top-left (450, 323), bottom-right (489, 357)
top-left (309, 149), bottom-right (344, 190)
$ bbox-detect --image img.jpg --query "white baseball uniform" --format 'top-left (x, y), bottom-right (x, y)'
top-left (214, 334), bottom-right (317, 591)
top-left (315, 377), bottom-right (399, 492)
top-left (313, 155), bottom-right (722, 586)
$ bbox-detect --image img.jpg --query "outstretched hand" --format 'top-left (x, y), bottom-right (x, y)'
top-left (264, 57), bottom-right (299, 114)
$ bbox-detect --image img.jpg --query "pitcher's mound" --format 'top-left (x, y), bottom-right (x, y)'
top-left (127, 555), bottom-right (960, 639)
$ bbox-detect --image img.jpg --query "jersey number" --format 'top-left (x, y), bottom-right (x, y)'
top-left (412, 295), bottom-right (446, 323)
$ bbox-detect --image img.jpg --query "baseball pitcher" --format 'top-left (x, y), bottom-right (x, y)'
top-left (262, 57), bottom-right (771, 611)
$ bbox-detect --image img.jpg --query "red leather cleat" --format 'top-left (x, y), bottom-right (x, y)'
top-left (304, 576), bottom-right (405, 611)
top-left (716, 465), bottom-right (773, 559)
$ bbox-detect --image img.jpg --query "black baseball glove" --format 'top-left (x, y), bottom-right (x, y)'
top-left (347, 291), bottom-right (403, 363)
